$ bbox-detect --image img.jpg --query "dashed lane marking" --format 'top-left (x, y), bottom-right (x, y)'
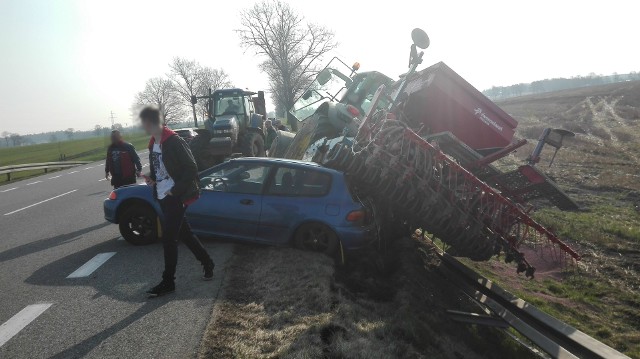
top-left (98, 178), bottom-right (107, 182)
top-left (0, 303), bottom-right (53, 347)
top-left (83, 166), bottom-right (94, 170)
top-left (67, 252), bottom-right (116, 278)
top-left (0, 187), bottom-right (18, 193)
top-left (4, 189), bottom-right (78, 216)
top-left (68, 171), bottom-right (79, 174)
top-left (25, 181), bottom-right (42, 186)
top-left (48, 175), bottom-right (62, 179)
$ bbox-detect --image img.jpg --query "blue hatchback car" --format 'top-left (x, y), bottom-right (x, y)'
top-left (104, 158), bottom-right (376, 257)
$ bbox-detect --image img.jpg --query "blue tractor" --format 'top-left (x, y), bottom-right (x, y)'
top-left (190, 88), bottom-right (267, 169)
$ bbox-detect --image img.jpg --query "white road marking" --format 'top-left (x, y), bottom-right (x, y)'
top-left (68, 171), bottom-right (79, 174)
top-left (4, 189), bottom-right (78, 216)
top-left (48, 175), bottom-right (62, 179)
top-left (0, 187), bottom-right (18, 193)
top-left (142, 163), bottom-right (149, 168)
top-left (83, 167), bottom-right (94, 170)
top-left (0, 303), bottom-right (52, 347)
top-left (98, 178), bottom-right (107, 182)
top-left (25, 181), bottom-right (42, 186)
top-left (67, 252), bottom-right (116, 278)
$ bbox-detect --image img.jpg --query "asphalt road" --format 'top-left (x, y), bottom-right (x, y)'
top-left (0, 154), bottom-right (234, 359)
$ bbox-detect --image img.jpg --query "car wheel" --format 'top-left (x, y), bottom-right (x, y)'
top-left (294, 223), bottom-right (338, 255)
top-left (119, 205), bottom-right (158, 245)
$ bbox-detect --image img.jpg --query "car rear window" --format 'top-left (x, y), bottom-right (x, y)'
top-left (267, 167), bottom-right (331, 197)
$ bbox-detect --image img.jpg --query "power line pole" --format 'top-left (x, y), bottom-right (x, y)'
top-left (109, 111), bottom-right (117, 129)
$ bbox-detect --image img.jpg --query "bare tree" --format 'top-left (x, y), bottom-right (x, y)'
top-left (196, 66), bottom-right (233, 121)
top-left (94, 125), bottom-right (103, 136)
top-left (10, 133), bottom-right (23, 146)
top-left (237, 0), bottom-right (336, 130)
top-left (1, 131), bottom-right (10, 147)
top-left (134, 77), bottom-right (185, 125)
top-left (168, 57), bottom-right (204, 127)
top-left (64, 128), bottom-right (74, 140)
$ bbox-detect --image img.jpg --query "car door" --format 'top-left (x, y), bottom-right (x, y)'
top-left (186, 162), bottom-right (272, 241)
top-left (257, 166), bottom-right (333, 244)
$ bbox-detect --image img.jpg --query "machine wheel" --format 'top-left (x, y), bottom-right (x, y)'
top-left (241, 132), bottom-right (266, 157)
top-left (189, 134), bottom-right (210, 170)
top-left (294, 223), bottom-right (339, 255)
top-left (119, 205), bottom-right (158, 245)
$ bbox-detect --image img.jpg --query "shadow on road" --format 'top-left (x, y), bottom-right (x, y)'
top-left (47, 300), bottom-right (168, 359)
top-left (0, 222), bottom-right (111, 263)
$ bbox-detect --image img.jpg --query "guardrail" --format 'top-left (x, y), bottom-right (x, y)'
top-left (0, 161), bottom-right (91, 181)
top-left (435, 248), bottom-right (629, 358)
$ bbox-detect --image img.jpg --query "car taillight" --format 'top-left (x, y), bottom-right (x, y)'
top-left (108, 191), bottom-right (117, 200)
top-left (346, 209), bottom-right (365, 222)
top-left (346, 105), bottom-right (360, 117)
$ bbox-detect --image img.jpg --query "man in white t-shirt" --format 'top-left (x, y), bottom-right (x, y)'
top-left (139, 106), bottom-right (215, 297)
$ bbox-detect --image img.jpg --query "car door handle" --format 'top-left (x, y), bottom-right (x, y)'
top-left (240, 199), bottom-right (254, 205)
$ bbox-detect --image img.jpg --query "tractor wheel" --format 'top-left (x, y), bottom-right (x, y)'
top-left (189, 134), bottom-right (210, 170)
top-left (241, 132), bottom-right (266, 157)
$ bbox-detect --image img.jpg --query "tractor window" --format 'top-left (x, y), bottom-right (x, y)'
top-left (215, 97), bottom-right (244, 116)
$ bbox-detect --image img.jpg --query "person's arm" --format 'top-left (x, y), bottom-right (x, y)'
top-left (167, 138), bottom-right (198, 197)
top-left (105, 147), bottom-right (111, 179)
top-left (128, 143), bottom-right (143, 173)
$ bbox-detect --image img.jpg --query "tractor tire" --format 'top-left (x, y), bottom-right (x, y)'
top-left (189, 134), bottom-right (210, 170)
top-left (241, 132), bottom-right (266, 157)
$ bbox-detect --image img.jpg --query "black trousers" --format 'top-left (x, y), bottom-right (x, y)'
top-left (159, 195), bottom-right (212, 281)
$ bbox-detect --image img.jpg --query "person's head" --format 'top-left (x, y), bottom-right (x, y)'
top-left (227, 99), bottom-right (234, 106)
top-left (110, 130), bottom-right (122, 145)
top-left (265, 119), bottom-right (272, 128)
top-left (139, 106), bottom-right (163, 135)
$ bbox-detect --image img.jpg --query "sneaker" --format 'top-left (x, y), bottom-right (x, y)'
top-left (146, 280), bottom-right (175, 296)
top-left (203, 262), bottom-right (215, 281)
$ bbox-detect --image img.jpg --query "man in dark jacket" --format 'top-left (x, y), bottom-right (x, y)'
top-left (139, 106), bottom-right (215, 297)
top-left (264, 119), bottom-right (277, 154)
top-left (105, 130), bottom-right (142, 188)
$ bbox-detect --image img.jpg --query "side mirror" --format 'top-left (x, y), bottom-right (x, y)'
top-left (316, 69), bottom-right (332, 85)
top-left (411, 28), bottom-right (430, 49)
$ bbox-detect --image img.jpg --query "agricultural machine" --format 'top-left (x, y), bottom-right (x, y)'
top-left (190, 88), bottom-right (267, 169)
top-left (280, 28), bottom-right (581, 277)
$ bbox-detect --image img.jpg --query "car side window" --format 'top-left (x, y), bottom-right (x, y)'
top-left (267, 167), bottom-right (331, 197)
top-left (200, 163), bottom-right (271, 195)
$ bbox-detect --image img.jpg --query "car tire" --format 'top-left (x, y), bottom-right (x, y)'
top-left (294, 223), bottom-right (339, 255)
top-left (119, 205), bottom-right (158, 245)
top-left (241, 132), bottom-right (266, 157)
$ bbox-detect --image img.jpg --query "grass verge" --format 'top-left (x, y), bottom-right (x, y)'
top-left (199, 239), bottom-right (536, 359)
top-left (0, 133), bottom-right (149, 183)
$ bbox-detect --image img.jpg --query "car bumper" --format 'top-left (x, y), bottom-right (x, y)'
top-left (336, 224), bottom-right (377, 251)
top-left (104, 199), bottom-right (118, 223)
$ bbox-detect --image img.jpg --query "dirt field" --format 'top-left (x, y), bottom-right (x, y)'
top-left (199, 239), bottom-right (535, 359)
top-left (468, 81), bottom-right (640, 357)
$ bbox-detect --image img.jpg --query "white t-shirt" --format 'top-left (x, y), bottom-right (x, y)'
top-left (151, 143), bottom-right (175, 200)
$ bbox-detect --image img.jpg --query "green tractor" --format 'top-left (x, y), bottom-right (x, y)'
top-left (189, 88), bottom-right (267, 169)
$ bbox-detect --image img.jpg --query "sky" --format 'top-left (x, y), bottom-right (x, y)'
top-left (0, 0), bottom-right (638, 135)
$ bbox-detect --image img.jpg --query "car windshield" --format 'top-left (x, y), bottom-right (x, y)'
top-left (214, 94), bottom-right (245, 117)
top-left (289, 58), bottom-right (354, 122)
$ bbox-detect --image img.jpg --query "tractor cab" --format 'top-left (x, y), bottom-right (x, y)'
top-left (190, 88), bottom-right (267, 170)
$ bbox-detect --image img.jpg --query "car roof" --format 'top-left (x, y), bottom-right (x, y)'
top-left (228, 157), bottom-right (340, 174)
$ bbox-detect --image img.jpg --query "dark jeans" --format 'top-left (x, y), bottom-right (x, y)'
top-left (159, 195), bottom-right (212, 281)
top-left (112, 176), bottom-right (136, 189)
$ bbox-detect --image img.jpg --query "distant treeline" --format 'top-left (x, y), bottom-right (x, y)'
top-left (483, 72), bottom-right (640, 100)
top-left (0, 120), bottom-right (196, 148)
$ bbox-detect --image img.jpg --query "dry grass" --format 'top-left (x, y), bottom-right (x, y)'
top-left (199, 240), bottom-right (535, 359)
